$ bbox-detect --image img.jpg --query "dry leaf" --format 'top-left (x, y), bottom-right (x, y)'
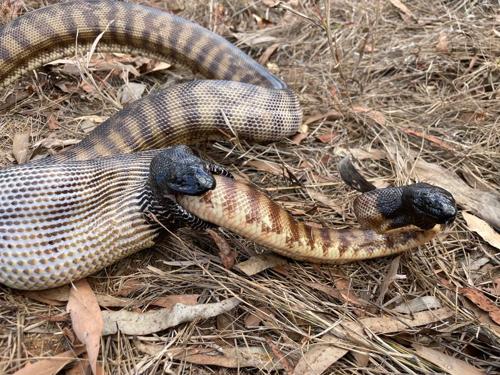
top-left (244, 307), bottom-right (274, 328)
top-left (235, 254), bottom-right (287, 276)
top-left (376, 256), bottom-right (400, 305)
top-left (306, 282), bottom-right (342, 300)
top-left (290, 131), bottom-right (309, 145)
top-left (294, 308), bottom-right (454, 374)
top-left (316, 131), bottom-right (337, 144)
top-left (245, 160), bottom-right (283, 176)
top-left (102, 297), bottom-right (240, 335)
top-left (262, 0), bottom-right (279, 7)
top-left (67, 279), bottom-right (103, 375)
top-left (47, 113), bottom-right (60, 130)
top-left (333, 272), bottom-right (367, 308)
top-left (306, 189), bottom-right (343, 214)
top-left (352, 105), bottom-right (386, 126)
top-left (12, 133), bottom-right (30, 164)
top-left (234, 32), bottom-right (279, 47)
top-left (14, 349), bottom-right (83, 375)
top-left (412, 344), bottom-right (485, 375)
top-left (265, 336), bottom-right (294, 374)
top-left (151, 294), bottom-right (199, 310)
top-left (258, 43), bottom-right (280, 65)
top-left (176, 346), bottom-right (282, 370)
top-left (462, 212), bottom-right (500, 250)
top-left (392, 296), bottom-right (442, 314)
top-left (401, 128), bottom-right (454, 151)
top-left (351, 307), bottom-right (454, 334)
top-left (303, 110), bottom-right (342, 126)
top-left (388, 0), bottom-right (416, 21)
top-left (135, 343), bottom-right (284, 370)
top-left (293, 339), bottom-right (349, 375)
top-left (34, 135), bottom-right (81, 150)
top-left (436, 32), bottom-right (450, 53)
top-left (148, 61), bottom-right (171, 73)
top-left (458, 287), bottom-right (500, 325)
top-left (118, 82), bottom-right (146, 105)
top-left (114, 279), bottom-right (145, 297)
top-left (207, 229), bottom-right (236, 269)
top-left (23, 285), bottom-right (70, 305)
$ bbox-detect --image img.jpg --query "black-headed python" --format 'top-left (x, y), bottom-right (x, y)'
top-left (0, 1), bottom-right (456, 290)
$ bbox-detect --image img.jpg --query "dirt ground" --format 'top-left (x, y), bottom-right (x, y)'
top-left (0, 0), bottom-right (499, 374)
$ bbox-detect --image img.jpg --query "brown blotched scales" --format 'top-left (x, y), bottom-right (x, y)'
top-left (0, 1), bottom-right (454, 290)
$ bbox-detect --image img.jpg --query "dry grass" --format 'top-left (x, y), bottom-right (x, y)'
top-left (0, 0), bottom-right (499, 374)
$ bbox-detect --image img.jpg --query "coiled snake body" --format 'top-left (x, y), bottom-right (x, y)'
top-left (0, 1), bottom-right (456, 290)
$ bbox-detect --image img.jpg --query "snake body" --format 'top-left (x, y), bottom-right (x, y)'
top-left (0, 1), bottom-right (455, 290)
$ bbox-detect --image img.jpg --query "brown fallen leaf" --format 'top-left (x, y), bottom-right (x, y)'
top-left (258, 42), bottom-right (280, 65)
top-left (265, 336), bottom-right (294, 374)
top-left (67, 279), bottom-right (103, 375)
top-left (376, 256), bottom-right (400, 305)
top-left (207, 229), bottom-right (236, 269)
top-left (352, 105), bottom-right (386, 126)
top-left (12, 133), bottom-right (30, 164)
top-left (333, 270), bottom-right (367, 309)
top-left (388, 0), bottom-right (417, 21)
top-left (46, 113), bottom-right (60, 130)
top-left (352, 307), bottom-right (454, 333)
top-left (458, 287), bottom-right (500, 325)
top-left (392, 296), bottom-right (442, 314)
top-left (306, 189), bottom-right (343, 215)
top-left (151, 294), bottom-right (200, 310)
top-left (135, 343), bottom-right (284, 371)
top-left (102, 297), bottom-right (240, 335)
top-left (113, 279), bottom-right (146, 297)
top-left (290, 131), bottom-right (309, 145)
top-left (245, 159), bottom-right (284, 176)
top-left (303, 110), bottom-right (342, 127)
top-left (316, 131), bottom-right (337, 144)
top-left (235, 254), bottom-right (287, 276)
top-left (23, 285), bottom-right (70, 305)
top-left (412, 344), bottom-right (485, 375)
top-left (294, 308), bottom-right (454, 374)
top-left (462, 212), bottom-right (500, 250)
top-left (306, 282), bottom-right (342, 301)
top-left (401, 128), bottom-right (454, 151)
top-left (435, 31), bottom-right (450, 53)
top-left (244, 307), bottom-right (275, 328)
top-left (13, 348), bottom-right (84, 375)
top-left (292, 338), bottom-right (349, 375)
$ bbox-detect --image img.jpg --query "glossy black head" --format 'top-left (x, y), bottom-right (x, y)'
top-left (149, 145), bottom-right (215, 197)
top-left (402, 183), bottom-right (457, 227)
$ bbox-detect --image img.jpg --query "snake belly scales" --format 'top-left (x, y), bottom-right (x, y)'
top-left (0, 0), bottom-right (451, 290)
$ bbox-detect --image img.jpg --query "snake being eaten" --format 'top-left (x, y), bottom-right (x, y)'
top-left (0, 0), bottom-right (456, 290)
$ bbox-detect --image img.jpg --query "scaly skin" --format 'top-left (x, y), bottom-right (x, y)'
top-left (0, 1), bottom-right (455, 290)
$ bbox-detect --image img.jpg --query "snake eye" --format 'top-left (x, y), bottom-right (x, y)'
top-left (409, 183), bottom-right (457, 224)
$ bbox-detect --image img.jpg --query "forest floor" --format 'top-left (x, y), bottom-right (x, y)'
top-left (0, 0), bottom-right (499, 374)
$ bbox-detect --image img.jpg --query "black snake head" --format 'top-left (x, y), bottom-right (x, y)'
top-left (402, 183), bottom-right (457, 228)
top-left (150, 145), bottom-right (215, 196)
